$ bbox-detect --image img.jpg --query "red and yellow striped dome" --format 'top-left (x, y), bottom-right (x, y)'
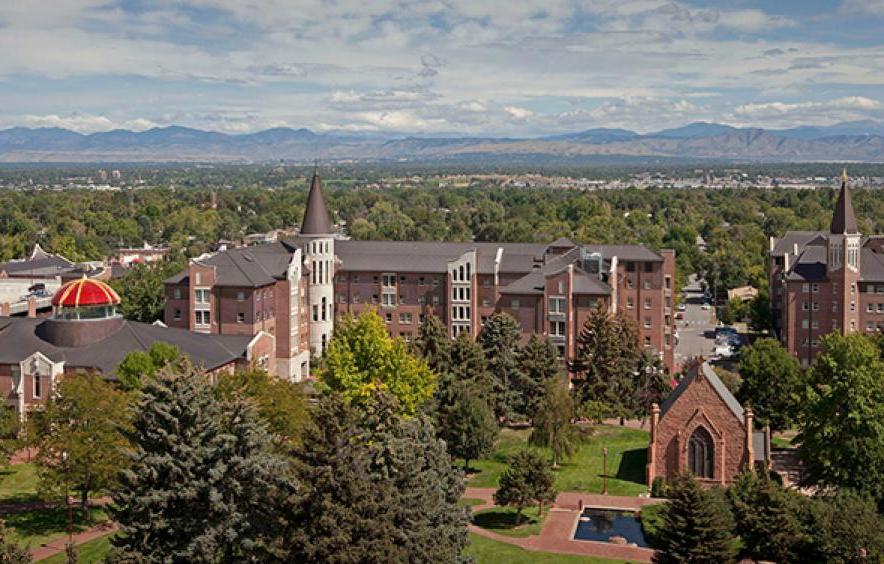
top-left (52, 277), bottom-right (121, 308)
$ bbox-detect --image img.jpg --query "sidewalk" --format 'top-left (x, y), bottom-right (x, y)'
top-left (30, 522), bottom-right (118, 562)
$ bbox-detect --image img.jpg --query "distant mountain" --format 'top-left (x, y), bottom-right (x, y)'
top-left (2, 121), bottom-right (884, 163)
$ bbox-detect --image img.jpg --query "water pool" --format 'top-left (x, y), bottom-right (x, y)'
top-left (572, 507), bottom-right (648, 547)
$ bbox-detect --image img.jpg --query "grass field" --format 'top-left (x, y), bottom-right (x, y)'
top-left (4, 506), bottom-right (109, 548)
top-left (472, 506), bottom-right (545, 538)
top-left (461, 425), bottom-right (649, 496)
top-left (0, 463), bottom-right (40, 504)
top-left (42, 534), bottom-right (114, 564)
top-left (466, 533), bottom-right (627, 563)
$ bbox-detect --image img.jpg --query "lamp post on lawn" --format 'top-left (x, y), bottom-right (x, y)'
top-left (602, 447), bottom-right (608, 495)
top-left (67, 495), bottom-right (74, 545)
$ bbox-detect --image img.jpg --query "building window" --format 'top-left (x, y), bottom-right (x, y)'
top-left (236, 291), bottom-right (245, 301)
top-left (33, 374), bottom-right (41, 399)
top-left (688, 427), bottom-right (714, 479)
top-left (802, 283), bottom-right (809, 293)
top-left (664, 276), bottom-right (671, 290)
top-left (382, 294), bottom-right (396, 307)
top-left (321, 297), bottom-right (327, 321)
top-left (644, 336), bottom-right (651, 346)
top-left (627, 297), bottom-right (634, 310)
top-left (432, 278), bottom-right (440, 286)
top-left (382, 274), bottom-right (396, 287)
top-left (195, 289), bottom-right (210, 304)
top-left (173, 288), bottom-right (182, 299)
top-left (312, 305), bottom-right (318, 322)
top-left (802, 319), bottom-right (809, 329)
top-left (626, 278), bottom-right (634, 289)
top-left (549, 320), bottom-right (565, 336)
top-left (868, 303), bottom-right (875, 313)
top-left (833, 302), bottom-right (839, 313)
top-left (385, 312), bottom-right (393, 323)
top-left (625, 261), bottom-right (635, 272)
top-left (644, 317), bottom-right (652, 329)
top-left (237, 312), bottom-right (245, 323)
top-left (399, 312), bottom-right (413, 324)
top-left (195, 310), bottom-right (210, 327)
top-left (482, 299), bottom-right (491, 307)
top-left (418, 277), bottom-right (425, 286)
top-left (644, 262), bottom-right (653, 273)
top-left (644, 280), bottom-right (652, 290)
top-left (511, 298), bottom-right (520, 309)
top-left (173, 309), bottom-right (182, 321)
top-left (432, 296), bottom-right (440, 305)
top-left (352, 274), bottom-right (360, 283)
top-left (483, 278), bottom-right (491, 288)
top-left (644, 298), bottom-right (652, 310)
top-left (811, 283), bottom-right (819, 293)
top-left (549, 297), bottom-right (566, 314)
top-left (418, 296), bottom-right (426, 305)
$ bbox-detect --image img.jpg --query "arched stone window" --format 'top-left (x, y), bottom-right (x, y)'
top-left (688, 426), bottom-right (714, 479)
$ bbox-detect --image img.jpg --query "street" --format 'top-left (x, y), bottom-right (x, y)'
top-left (674, 276), bottom-right (719, 368)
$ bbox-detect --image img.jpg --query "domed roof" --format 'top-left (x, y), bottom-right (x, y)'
top-left (52, 276), bottom-right (121, 308)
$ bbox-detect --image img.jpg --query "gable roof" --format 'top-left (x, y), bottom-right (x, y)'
top-left (660, 361), bottom-right (744, 424)
top-left (785, 245), bottom-right (828, 282)
top-left (300, 172), bottom-right (333, 235)
top-left (165, 241), bottom-right (295, 287)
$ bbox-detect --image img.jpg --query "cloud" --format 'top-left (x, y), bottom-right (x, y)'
top-left (841, 0), bottom-right (884, 15)
top-left (504, 106), bottom-right (534, 119)
top-left (15, 114), bottom-right (157, 133)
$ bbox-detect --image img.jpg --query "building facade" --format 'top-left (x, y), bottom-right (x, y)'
top-left (647, 361), bottom-right (769, 487)
top-left (165, 172), bottom-right (678, 381)
top-left (769, 171), bottom-right (883, 366)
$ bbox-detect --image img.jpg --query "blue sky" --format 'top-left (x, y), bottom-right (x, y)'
top-left (1, 0), bottom-right (884, 135)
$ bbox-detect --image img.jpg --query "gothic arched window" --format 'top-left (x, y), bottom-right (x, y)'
top-left (688, 426), bottom-right (714, 479)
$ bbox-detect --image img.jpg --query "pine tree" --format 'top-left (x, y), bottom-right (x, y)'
top-left (438, 331), bottom-right (494, 411)
top-left (653, 475), bottom-right (737, 564)
top-left (515, 335), bottom-right (561, 421)
top-left (529, 378), bottom-right (580, 467)
top-left (415, 311), bottom-right (450, 375)
top-left (477, 312), bottom-right (522, 420)
top-left (0, 519), bottom-right (30, 563)
top-left (290, 392), bottom-right (469, 562)
top-left (727, 471), bottom-right (806, 562)
top-left (33, 373), bottom-right (130, 521)
top-left (111, 362), bottom-right (298, 562)
top-left (439, 382), bottom-right (499, 471)
top-left (494, 450), bottom-right (558, 524)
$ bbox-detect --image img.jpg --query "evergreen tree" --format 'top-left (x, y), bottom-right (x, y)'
top-left (494, 450), bottom-right (558, 524)
top-left (319, 310), bottom-right (436, 416)
top-left (529, 378), bottom-right (580, 467)
top-left (727, 471), bottom-right (807, 562)
top-left (515, 335), bottom-right (561, 421)
top-left (737, 337), bottom-right (801, 431)
top-left (290, 392), bottom-right (469, 563)
top-left (0, 519), bottom-right (30, 563)
top-left (111, 362), bottom-right (298, 562)
top-left (477, 312), bottom-right (522, 420)
top-left (33, 373), bottom-right (130, 521)
top-left (439, 382), bottom-right (498, 471)
top-left (414, 312), bottom-right (450, 375)
top-left (569, 305), bottom-right (642, 418)
top-left (634, 351), bottom-right (671, 418)
top-left (438, 331), bottom-right (494, 411)
top-left (653, 475), bottom-right (737, 564)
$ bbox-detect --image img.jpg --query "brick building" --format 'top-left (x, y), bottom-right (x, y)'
top-left (165, 172), bottom-right (677, 381)
top-left (647, 361), bottom-right (769, 486)
top-left (1, 277), bottom-right (273, 421)
top-left (769, 171), bottom-right (884, 366)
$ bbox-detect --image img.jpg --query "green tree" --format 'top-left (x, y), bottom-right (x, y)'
top-left (0, 407), bottom-right (22, 468)
top-left (319, 310), bottom-right (436, 416)
top-left (653, 475), bottom-right (737, 564)
top-left (439, 383), bottom-right (498, 471)
top-left (477, 312), bottom-right (522, 421)
top-left (803, 491), bottom-right (884, 563)
top-left (414, 312), bottom-right (450, 375)
top-left (33, 373), bottom-right (130, 521)
top-left (0, 519), bottom-right (30, 563)
top-left (115, 341), bottom-right (181, 391)
top-left (796, 333), bottom-right (884, 501)
top-left (438, 331), bottom-right (495, 411)
top-left (737, 337), bottom-right (801, 431)
top-left (569, 305), bottom-right (642, 418)
top-left (514, 335), bottom-right (561, 420)
top-left (748, 291), bottom-right (772, 333)
top-left (215, 368), bottom-right (310, 447)
top-left (111, 259), bottom-right (185, 323)
top-left (290, 392), bottom-right (469, 562)
top-left (529, 378), bottom-right (580, 467)
top-left (493, 450), bottom-right (558, 523)
top-left (727, 471), bottom-right (807, 562)
top-left (111, 362), bottom-right (297, 562)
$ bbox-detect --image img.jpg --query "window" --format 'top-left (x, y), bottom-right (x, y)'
top-left (627, 297), bottom-right (634, 310)
top-left (811, 283), bottom-right (819, 293)
top-left (382, 274), bottom-right (396, 287)
top-left (237, 312), bottom-right (245, 323)
top-left (833, 302), bottom-right (839, 313)
top-left (419, 277), bottom-right (425, 286)
top-left (173, 288), bottom-right (182, 299)
top-left (33, 373), bottom-right (41, 399)
top-left (432, 296), bottom-right (440, 305)
top-left (433, 278), bottom-right (440, 286)
top-left (418, 296), bottom-right (426, 305)
top-left (625, 261), bottom-right (636, 272)
top-left (878, 303), bottom-right (884, 313)
top-left (802, 319), bottom-right (809, 329)
top-left (644, 280), bottom-right (652, 290)
top-left (195, 289), bottom-right (210, 304)
top-left (644, 262), bottom-right (653, 273)
top-left (549, 320), bottom-right (565, 336)
top-left (236, 291), bottom-right (245, 302)
top-left (399, 312), bottom-right (413, 324)
top-left (688, 427), bottom-right (714, 479)
top-left (512, 299), bottom-right (520, 309)
top-left (665, 276), bottom-right (672, 290)
top-left (382, 294), bottom-right (396, 307)
top-left (483, 278), bottom-right (491, 287)
top-left (352, 274), bottom-right (360, 283)
top-left (626, 278), bottom-right (634, 289)
top-left (558, 281), bottom-right (565, 294)
top-left (811, 320), bottom-right (819, 329)
top-left (321, 297), bottom-right (327, 321)
top-left (644, 298), bottom-right (652, 310)
top-left (173, 309), bottom-right (182, 321)
top-left (385, 312), bottom-right (393, 323)
top-left (644, 336), bottom-right (651, 346)
top-left (802, 283), bottom-right (809, 293)
top-left (868, 303), bottom-right (875, 313)
top-left (195, 272), bottom-right (201, 285)
top-left (312, 305), bottom-right (318, 322)
top-left (851, 301), bottom-right (856, 312)
top-left (195, 310), bottom-right (210, 327)
top-left (482, 299), bottom-right (491, 307)
top-left (549, 297), bottom-right (566, 314)
top-left (644, 317), bottom-right (652, 329)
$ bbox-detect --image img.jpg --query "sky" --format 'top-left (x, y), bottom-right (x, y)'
top-left (1, 0), bottom-right (884, 136)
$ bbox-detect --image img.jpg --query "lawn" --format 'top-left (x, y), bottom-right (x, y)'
top-left (3, 506), bottom-right (109, 548)
top-left (0, 463), bottom-right (40, 504)
top-left (466, 533), bottom-right (628, 563)
top-left (461, 425), bottom-right (649, 496)
top-left (41, 534), bottom-right (115, 564)
top-left (472, 506), bottom-right (545, 538)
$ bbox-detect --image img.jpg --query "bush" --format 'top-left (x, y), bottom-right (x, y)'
top-left (650, 476), bottom-right (669, 498)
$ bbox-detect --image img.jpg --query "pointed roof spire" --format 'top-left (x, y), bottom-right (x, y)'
top-left (830, 168), bottom-right (858, 234)
top-left (300, 169), bottom-right (333, 236)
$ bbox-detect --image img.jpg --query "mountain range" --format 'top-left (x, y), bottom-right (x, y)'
top-left (3, 120), bottom-right (884, 164)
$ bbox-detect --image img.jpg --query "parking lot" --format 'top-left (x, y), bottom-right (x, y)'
top-left (674, 277), bottom-right (719, 367)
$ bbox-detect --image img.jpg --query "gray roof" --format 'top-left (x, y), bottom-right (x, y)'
top-left (166, 241), bottom-right (295, 287)
top-left (860, 247), bottom-right (884, 282)
top-left (300, 172), bottom-right (333, 235)
top-left (0, 317), bottom-right (254, 376)
top-left (785, 245), bottom-right (828, 282)
top-left (660, 361), bottom-right (745, 423)
top-left (830, 178), bottom-right (859, 234)
top-left (770, 231), bottom-right (825, 257)
top-left (0, 253), bottom-right (76, 278)
top-left (753, 430), bottom-right (769, 462)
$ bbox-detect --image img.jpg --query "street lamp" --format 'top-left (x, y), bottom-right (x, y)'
top-left (602, 447), bottom-right (608, 496)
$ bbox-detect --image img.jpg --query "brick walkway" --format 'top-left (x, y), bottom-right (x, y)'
top-left (30, 522), bottom-right (118, 562)
top-left (464, 487), bottom-right (661, 562)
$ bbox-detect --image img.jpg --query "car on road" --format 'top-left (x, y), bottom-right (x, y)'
top-left (675, 312), bottom-right (685, 320)
top-left (701, 303), bottom-right (711, 310)
top-left (678, 303), bottom-right (686, 311)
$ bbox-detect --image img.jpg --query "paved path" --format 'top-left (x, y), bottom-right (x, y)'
top-left (464, 487), bottom-right (661, 562)
top-left (30, 522), bottom-right (118, 562)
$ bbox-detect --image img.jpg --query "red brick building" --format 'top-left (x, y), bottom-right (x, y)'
top-left (165, 172), bottom-right (678, 380)
top-left (647, 361), bottom-right (769, 486)
top-left (1, 277), bottom-right (272, 421)
top-left (769, 171), bottom-right (882, 366)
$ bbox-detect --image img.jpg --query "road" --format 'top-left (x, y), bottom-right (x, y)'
top-left (674, 276), bottom-right (718, 367)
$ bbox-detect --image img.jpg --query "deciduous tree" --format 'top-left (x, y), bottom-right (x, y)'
top-left (529, 378), bottom-right (580, 467)
top-left (115, 341), bottom-right (181, 391)
top-left (494, 450), bottom-right (557, 523)
top-left (737, 338), bottom-right (801, 431)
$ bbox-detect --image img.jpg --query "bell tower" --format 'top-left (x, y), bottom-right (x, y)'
top-left (828, 169), bottom-right (861, 335)
top-left (300, 169), bottom-right (335, 357)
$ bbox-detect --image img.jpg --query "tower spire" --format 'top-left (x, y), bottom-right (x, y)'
top-left (300, 167), bottom-right (333, 236)
top-left (830, 168), bottom-right (858, 234)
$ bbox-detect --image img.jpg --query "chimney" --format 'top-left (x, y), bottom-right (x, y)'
top-left (0, 302), bottom-right (9, 317)
top-left (647, 403), bottom-right (660, 487)
top-left (27, 296), bottom-right (37, 318)
top-left (793, 243), bottom-right (798, 256)
top-left (745, 407), bottom-right (755, 473)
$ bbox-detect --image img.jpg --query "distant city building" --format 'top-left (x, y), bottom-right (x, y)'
top-left (1, 277), bottom-right (272, 420)
top-left (768, 171), bottom-right (880, 366)
top-left (647, 361), bottom-right (769, 487)
top-left (114, 242), bottom-right (170, 268)
top-left (165, 172), bottom-right (677, 381)
top-left (727, 286), bottom-right (758, 303)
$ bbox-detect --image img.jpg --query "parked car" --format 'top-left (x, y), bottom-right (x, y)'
top-left (675, 312), bottom-right (685, 320)
top-left (714, 344), bottom-right (734, 358)
top-left (701, 303), bottom-right (711, 310)
top-left (678, 303), bottom-right (686, 311)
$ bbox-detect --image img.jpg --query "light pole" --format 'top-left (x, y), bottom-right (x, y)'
top-left (602, 447), bottom-right (608, 495)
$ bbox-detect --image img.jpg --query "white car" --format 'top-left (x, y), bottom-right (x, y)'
top-left (701, 303), bottom-right (711, 310)
top-left (678, 303), bottom-right (686, 311)
top-left (715, 344), bottom-right (734, 358)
